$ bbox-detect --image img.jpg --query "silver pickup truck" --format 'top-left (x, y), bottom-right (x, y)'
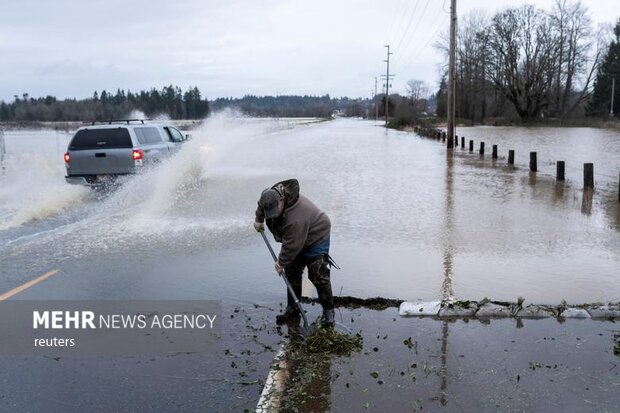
top-left (64, 120), bottom-right (190, 186)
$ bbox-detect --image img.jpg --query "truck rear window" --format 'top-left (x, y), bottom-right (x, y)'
top-left (69, 128), bottom-right (132, 150)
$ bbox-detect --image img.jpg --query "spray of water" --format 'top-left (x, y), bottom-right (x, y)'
top-left (2, 110), bottom-right (303, 259)
top-left (0, 149), bottom-right (89, 230)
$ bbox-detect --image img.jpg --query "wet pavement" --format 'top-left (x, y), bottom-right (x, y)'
top-left (0, 116), bottom-right (619, 411)
top-left (271, 306), bottom-right (620, 413)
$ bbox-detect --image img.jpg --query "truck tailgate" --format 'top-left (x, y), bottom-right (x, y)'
top-left (67, 148), bottom-right (135, 175)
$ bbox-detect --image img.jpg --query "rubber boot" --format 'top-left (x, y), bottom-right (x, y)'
top-left (275, 305), bottom-right (300, 324)
top-left (276, 276), bottom-right (301, 324)
top-left (322, 308), bottom-right (335, 328)
top-left (316, 283), bottom-right (335, 328)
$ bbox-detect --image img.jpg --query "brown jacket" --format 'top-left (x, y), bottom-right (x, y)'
top-left (255, 179), bottom-right (331, 267)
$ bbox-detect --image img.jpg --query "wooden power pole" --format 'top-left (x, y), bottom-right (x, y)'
top-left (374, 77), bottom-right (379, 121)
top-left (382, 45), bottom-right (393, 127)
top-left (447, 0), bottom-right (457, 149)
top-left (611, 78), bottom-right (616, 117)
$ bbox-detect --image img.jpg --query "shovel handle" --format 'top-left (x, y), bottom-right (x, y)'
top-left (259, 229), bottom-right (310, 332)
top-left (259, 229), bottom-right (279, 263)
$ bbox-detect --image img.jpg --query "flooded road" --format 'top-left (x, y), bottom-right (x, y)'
top-left (1, 117), bottom-right (619, 305)
top-left (0, 116), bottom-right (619, 412)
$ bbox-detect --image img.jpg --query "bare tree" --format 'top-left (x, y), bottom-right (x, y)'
top-left (433, 2), bottom-right (602, 123)
top-left (405, 79), bottom-right (430, 113)
top-left (550, 0), bottom-right (598, 117)
top-left (457, 11), bottom-right (492, 122)
top-left (486, 5), bottom-right (559, 121)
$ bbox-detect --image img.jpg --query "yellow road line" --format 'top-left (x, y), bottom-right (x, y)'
top-left (0, 269), bottom-right (60, 301)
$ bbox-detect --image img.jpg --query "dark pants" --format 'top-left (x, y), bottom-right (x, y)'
top-left (284, 254), bottom-right (334, 311)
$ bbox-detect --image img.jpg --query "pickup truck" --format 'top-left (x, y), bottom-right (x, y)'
top-left (64, 120), bottom-right (190, 186)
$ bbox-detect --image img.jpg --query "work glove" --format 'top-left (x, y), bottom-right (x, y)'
top-left (274, 261), bottom-right (284, 275)
top-left (253, 220), bottom-right (264, 232)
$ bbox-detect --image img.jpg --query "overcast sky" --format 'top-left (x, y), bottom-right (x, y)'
top-left (0, 0), bottom-right (617, 102)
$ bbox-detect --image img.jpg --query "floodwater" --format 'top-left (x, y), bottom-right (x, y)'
top-left (1, 116), bottom-right (619, 412)
top-left (0, 116), bottom-right (618, 306)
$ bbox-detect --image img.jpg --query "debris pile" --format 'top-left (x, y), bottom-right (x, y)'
top-left (287, 325), bottom-right (363, 356)
top-left (276, 325), bottom-right (363, 411)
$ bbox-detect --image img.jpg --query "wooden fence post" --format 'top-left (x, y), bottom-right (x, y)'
top-left (469, 140), bottom-right (473, 152)
top-left (583, 163), bottom-right (594, 189)
top-left (556, 161), bottom-right (565, 181)
top-left (479, 142), bottom-right (485, 155)
top-left (492, 145), bottom-right (498, 159)
top-left (530, 152), bottom-right (537, 172)
top-left (508, 150), bottom-right (515, 165)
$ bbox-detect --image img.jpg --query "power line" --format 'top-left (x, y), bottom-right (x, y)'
top-left (394, 11), bottom-right (449, 78)
top-left (387, 0), bottom-right (406, 46)
top-left (393, 0), bottom-right (422, 55)
top-left (392, 0), bottom-right (433, 67)
top-left (389, 0), bottom-right (416, 49)
top-left (393, 0), bottom-right (445, 69)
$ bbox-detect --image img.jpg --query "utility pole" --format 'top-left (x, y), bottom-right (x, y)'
top-left (374, 77), bottom-right (379, 121)
top-left (611, 78), bottom-right (616, 117)
top-left (381, 45), bottom-right (394, 128)
top-left (446, 0), bottom-right (457, 149)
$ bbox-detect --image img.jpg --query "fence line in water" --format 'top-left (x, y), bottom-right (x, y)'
top-left (414, 126), bottom-right (620, 204)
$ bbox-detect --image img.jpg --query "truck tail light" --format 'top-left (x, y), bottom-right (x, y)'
top-left (64, 152), bottom-right (70, 164)
top-left (132, 149), bottom-right (143, 161)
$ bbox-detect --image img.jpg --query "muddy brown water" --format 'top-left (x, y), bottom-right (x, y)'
top-left (1, 117), bottom-right (618, 304)
top-left (0, 117), bottom-right (619, 411)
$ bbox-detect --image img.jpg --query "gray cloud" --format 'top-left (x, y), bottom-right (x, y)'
top-left (0, 0), bottom-right (615, 101)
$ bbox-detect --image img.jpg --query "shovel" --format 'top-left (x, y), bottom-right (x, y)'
top-left (259, 229), bottom-right (311, 336)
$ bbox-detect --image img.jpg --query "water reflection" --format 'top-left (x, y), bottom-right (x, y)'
top-left (552, 182), bottom-right (565, 205)
top-left (441, 150), bottom-right (455, 301)
top-left (581, 188), bottom-right (593, 215)
top-left (439, 149), bottom-right (455, 407)
top-left (279, 321), bottom-right (332, 413)
top-left (439, 321), bottom-right (449, 406)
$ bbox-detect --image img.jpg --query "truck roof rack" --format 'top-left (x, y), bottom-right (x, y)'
top-left (86, 119), bottom-right (153, 126)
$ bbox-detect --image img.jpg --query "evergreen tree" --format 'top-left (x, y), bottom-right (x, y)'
top-left (587, 19), bottom-right (620, 117)
top-left (435, 77), bottom-right (448, 118)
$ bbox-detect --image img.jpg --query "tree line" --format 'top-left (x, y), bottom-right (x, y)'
top-left (0, 89), bottom-right (375, 122)
top-left (432, 1), bottom-right (619, 124)
top-left (211, 95), bottom-right (370, 118)
top-left (0, 85), bottom-right (209, 122)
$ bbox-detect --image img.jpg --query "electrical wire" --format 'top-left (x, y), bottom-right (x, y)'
top-left (387, 0), bottom-right (406, 46)
top-left (392, 0), bottom-right (436, 68)
top-left (394, 10), bottom-right (449, 77)
top-left (393, 0), bottom-right (422, 56)
top-left (388, 0), bottom-right (414, 50)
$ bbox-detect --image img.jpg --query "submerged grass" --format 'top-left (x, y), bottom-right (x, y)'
top-left (278, 325), bottom-right (363, 411)
top-left (288, 325), bottom-right (363, 356)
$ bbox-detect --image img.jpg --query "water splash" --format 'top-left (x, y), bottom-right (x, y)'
top-left (1, 111), bottom-right (297, 258)
top-left (0, 150), bottom-right (89, 230)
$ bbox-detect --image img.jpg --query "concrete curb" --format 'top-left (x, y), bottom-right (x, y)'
top-left (256, 346), bottom-right (288, 413)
